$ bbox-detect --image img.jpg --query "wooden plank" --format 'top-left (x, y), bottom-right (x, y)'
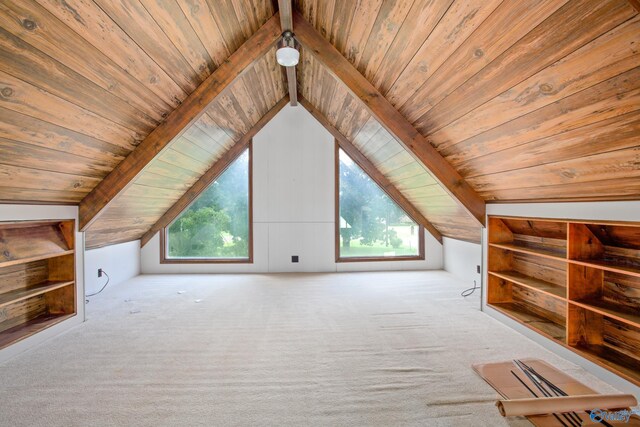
top-left (0, 0), bottom-right (169, 122)
top-left (327, 0), bottom-right (357, 53)
top-left (138, 0), bottom-right (214, 82)
top-left (36, 0), bottom-right (185, 107)
top-left (0, 70), bottom-right (139, 150)
top-left (398, 0), bottom-right (568, 122)
top-left (627, 0), bottom-right (640, 12)
top-left (444, 68), bottom-right (640, 167)
top-left (342, 0), bottom-right (383, 67)
top-left (468, 147), bottom-right (640, 193)
top-left (458, 111), bottom-right (640, 178)
top-left (490, 271), bottom-right (565, 300)
top-left (177, 0), bottom-right (230, 68)
top-left (278, 0), bottom-right (293, 30)
top-left (415, 0), bottom-right (636, 133)
top-left (385, 0), bottom-right (502, 106)
top-left (286, 66), bottom-right (298, 106)
top-left (0, 138), bottom-right (114, 179)
top-left (293, 11), bottom-right (485, 226)
top-left (0, 280), bottom-right (74, 309)
top-left (233, 77), bottom-right (264, 125)
top-left (206, 0), bottom-right (247, 53)
top-left (139, 95), bottom-right (289, 247)
top-left (0, 163), bottom-right (100, 194)
top-left (299, 96), bottom-right (442, 243)
top-left (0, 27), bottom-right (154, 136)
top-left (483, 177), bottom-right (640, 203)
top-left (358, 0), bottom-right (414, 80)
top-left (0, 188), bottom-right (82, 204)
top-left (157, 148), bottom-right (210, 175)
top-left (78, 14), bottom-right (282, 231)
top-left (92, 0), bottom-right (200, 92)
top-left (215, 92), bottom-right (252, 136)
top-left (0, 107), bottom-right (128, 161)
top-left (370, 0), bottom-right (453, 91)
top-left (0, 260), bottom-right (48, 294)
top-left (431, 15), bottom-right (640, 148)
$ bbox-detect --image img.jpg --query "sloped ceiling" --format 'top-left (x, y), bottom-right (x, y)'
top-left (0, 0), bottom-right (639, 248)
top-left (295, 0), bottom-right (640, 202)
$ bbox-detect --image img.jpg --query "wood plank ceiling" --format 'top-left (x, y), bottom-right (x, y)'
top-left (87, 51), bottom-right (287, 248)
top-left (0, 0), bottom-right (638, 247)
top-left (295, 0), bottom-right (640, 203)
top-left (0, 0), bottom-right (275, 206)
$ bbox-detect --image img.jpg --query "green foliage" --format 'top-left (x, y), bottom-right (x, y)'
top-left (338, 150), bottom-right (418, 257)
top-left (167, 151), bottom-right (250, 259)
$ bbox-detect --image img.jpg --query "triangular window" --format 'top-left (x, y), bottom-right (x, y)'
top-left (164, 148), bottom-right (251, 262)
top-left (337, 148), bottom-right (424, 261)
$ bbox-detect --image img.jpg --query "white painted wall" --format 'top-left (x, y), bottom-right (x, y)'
top-left (0, 205), bottom-right (85, 362)
top-left (141, 105), bottom-right (443, 273)
top-left (483, 201), bottom-right (640, 396)
top-left (443, 237), bottom-right (481, 285)
top-left (84, 240), bottom-right (141, 295)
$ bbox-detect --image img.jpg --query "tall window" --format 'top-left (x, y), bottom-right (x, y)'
top-left (337, 147), bottom-right (424, 261)
top-left (162, 147), bottom-right (251, 263)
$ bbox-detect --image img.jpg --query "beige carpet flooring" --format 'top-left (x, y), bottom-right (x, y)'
top-left (0, 271), bottom-right (625, 426)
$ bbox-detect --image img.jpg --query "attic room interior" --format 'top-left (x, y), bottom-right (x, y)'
top-left (0, 0), bottom-right (639, 425)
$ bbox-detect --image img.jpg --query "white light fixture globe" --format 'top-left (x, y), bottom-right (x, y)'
top-left (276, 46), bottom-right (299, 66)
top-left (276, 31), bottom-right (299, 67)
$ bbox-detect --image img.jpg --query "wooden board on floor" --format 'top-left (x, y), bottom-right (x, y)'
top-left (473, 359), bottom-right (640, 426)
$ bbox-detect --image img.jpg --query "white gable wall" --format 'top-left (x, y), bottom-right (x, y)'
top-left (141, 105), bottom-right (443, 273)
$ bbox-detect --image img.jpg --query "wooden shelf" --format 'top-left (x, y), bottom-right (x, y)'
top-left (489, 302), bottom-right (566, 342)
top-left (489, 242), bottom-right (565, 261)
top-left (0, 219), bottom-right (76, 350)
top-left (571, 344), bottom-right (640, 387)
top-left (569, 258), bottom-right (640, 278)
top-left (570, 299), bottom-right (640, 328)
top-left (0, 250), bottom-right (75, 269)
top-left (0, 281), bottom-right (74, 308)
top-left (0, 313), bottom-right (75, 350)
top-left (488, 271), bottom-right (565, 300)
top-left (488, 216), bottom-right (640, 386)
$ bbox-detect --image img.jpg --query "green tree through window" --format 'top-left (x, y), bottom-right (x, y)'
top-left (166, 149), bottom-right (250, 260)
top-left (338, 148), bottom-right (423, 259)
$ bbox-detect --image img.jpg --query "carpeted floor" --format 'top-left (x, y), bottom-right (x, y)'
top-left (0, 271), bottom-right (625, 426)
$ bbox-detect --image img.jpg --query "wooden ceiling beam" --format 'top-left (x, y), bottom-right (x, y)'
top-left (78, 13), bottom-right (282, 231)
top-left (278, 0), bottom-right (298, 106)
top-left (293, 11), bottom-right (486, 227)
top-left (299, 96), bottom-right (443, 244)
top-left (278, 0), bottom-right (293, 30)
top-left (140, 95), bottom-right (290, 247)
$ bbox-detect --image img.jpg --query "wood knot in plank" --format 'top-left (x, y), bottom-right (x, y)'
top-left (22, 19), bottom-right (37, 31)
top-left (539, 83), bottom-right (553, 94)
top-left (474, 48), bottom-right (484, 58)
top-left (1, 87), bottom-right (13, 98)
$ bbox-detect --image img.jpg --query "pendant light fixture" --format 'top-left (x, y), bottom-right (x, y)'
top-left (276, 30), bottom-right (299, 67)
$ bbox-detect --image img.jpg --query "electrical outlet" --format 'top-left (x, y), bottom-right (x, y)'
top-left (291, 256), bottom-right (299, 263)
top-left (98, 268), bottom-right (103, 278)
top-left (476, 265), bottom-right (481, 274)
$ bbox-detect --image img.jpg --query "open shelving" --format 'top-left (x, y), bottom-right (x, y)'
top-left (487, 216), bottom-right (640, 386)
top-left (0, 220), bottom-right (76, 350)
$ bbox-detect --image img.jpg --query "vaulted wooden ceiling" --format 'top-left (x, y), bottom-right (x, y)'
top-left (0, 0), bottom-right (638, 248)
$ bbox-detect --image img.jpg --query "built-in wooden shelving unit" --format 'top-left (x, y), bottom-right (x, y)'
top-left (0, 220), bottom-right (76, 349)
top-left (487, 216), bottom-right (640, 386)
